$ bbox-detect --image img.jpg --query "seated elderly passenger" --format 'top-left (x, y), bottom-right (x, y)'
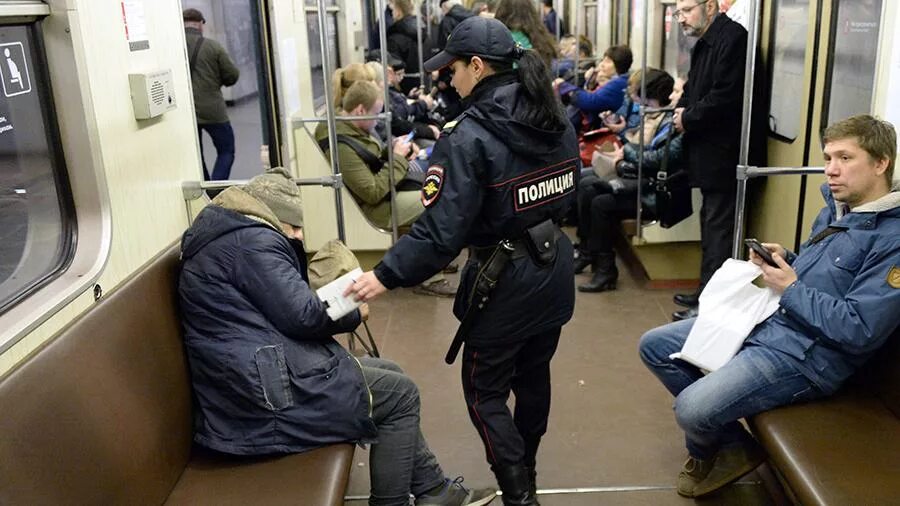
top-left (639, 115), bottom-right (900, 498)
top-left (315, 80), bottom-right (456, 297)
top-left (575, 69), bottom-right (680, 292)
top-left (178, 168), bottom-right (493, 506)
top-left (555, 45), bottom-right (632, 133)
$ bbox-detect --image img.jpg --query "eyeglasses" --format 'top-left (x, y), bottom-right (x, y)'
top-left (672, 0), bottom-right (708, 21)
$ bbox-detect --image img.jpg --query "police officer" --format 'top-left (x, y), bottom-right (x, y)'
top-left (347, 16), bottom-right (580, 506)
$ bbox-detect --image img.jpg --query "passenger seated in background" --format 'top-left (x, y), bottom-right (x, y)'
top-left (380, 53), bottom-right (442, 143)
top-left (494, 0), bottom-right (558, 67)
top-left (178, 168), bottom-right (492, 506)
top-left (638, 115), bottom-right (900, 498)
top-left (574, 69), bottom-right (680, 292)
top-left (553, 35), bottom-right (594, 86)
top-left (555, 45), bottom-right (632, 133)
top-left (314, 80), bottom-right (456, 297)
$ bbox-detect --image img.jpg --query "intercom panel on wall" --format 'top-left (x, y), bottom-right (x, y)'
top-left (128, 70), bottom-right (176, 119)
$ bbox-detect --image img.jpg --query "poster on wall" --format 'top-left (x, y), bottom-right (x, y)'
top-left (122, 0), bottom-right (150, 51)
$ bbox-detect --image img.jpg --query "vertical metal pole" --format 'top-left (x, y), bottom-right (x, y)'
top-left (380, 0), bottom-right (400, 242)
top-left (416, 5), bottom-right (425, 89)
top-left (573, 0), bottom-right (581, 86)
top-left (554, 0), bottom-right (562, 39)
top-left (635, 0), bottom-right (649, 242)
top-left (316, 0), bottom-right (346, 241)
top-left (732, 0), bottom-right (761, 258)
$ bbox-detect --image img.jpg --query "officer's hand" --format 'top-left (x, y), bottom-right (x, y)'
top-left (344, 271), bottom-right (387, 303)
top-left (359, 303), bottom-right (370, 322)
top-left (758, 252), bottom-right (798, 294)
top-left (428, 124), bottom-right (441, 139)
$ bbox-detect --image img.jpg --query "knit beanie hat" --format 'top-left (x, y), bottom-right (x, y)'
top-left (243, 167), bottom-right (304, 227)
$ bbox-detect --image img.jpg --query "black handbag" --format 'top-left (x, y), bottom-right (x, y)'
top-left (654, 117), bottom-right (693, 228)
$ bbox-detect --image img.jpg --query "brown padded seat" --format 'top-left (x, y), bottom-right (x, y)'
top-left (0, 245), bottom-right (354, 506)
top-left (749, 329), bottom-right (900, 505)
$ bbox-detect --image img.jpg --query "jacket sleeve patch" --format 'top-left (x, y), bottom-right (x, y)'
top-left (422, 166), bottom-right (445, 207)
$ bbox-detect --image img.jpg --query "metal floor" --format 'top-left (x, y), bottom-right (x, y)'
top-left (345, 254), bottom-right (774, 505)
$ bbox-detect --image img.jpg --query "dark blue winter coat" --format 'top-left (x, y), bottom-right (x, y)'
top-left (178, 192), bottom-right (376, 455)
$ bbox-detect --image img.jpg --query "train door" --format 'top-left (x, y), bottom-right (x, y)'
top-left (751, 0), bottom-right (884, 250)
top-left (181, 0), bottom-right (282, 179)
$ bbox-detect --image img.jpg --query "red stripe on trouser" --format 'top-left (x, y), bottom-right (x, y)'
top-left (468, 351), bottom-right (498, 464)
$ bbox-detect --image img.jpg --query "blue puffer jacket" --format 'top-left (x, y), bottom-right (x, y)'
top-left (746, 183), bottom-right (900, 393)
top-left (178, 189), bottom-right (376, 455)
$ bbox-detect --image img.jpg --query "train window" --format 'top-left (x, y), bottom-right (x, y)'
top-left (307, 0), bottom-right (341, 110)
top-left (661, 4), bottom-right (696, 80)
top-left (0, 22), bottom-right (75, 313)
top-left (583, 2), bottom-right (598, 45)
top-left (767, 0), bottom-right (810, 142)
top-left (822, 0), bottom-right (883, 127)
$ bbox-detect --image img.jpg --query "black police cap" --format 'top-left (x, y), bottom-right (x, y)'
top-left (424, 17), bottom-right (521, 72)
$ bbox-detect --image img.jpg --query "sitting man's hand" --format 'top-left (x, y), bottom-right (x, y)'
top-left (345, 271), bottom-right (387, 303)
top-left (673, 107), bottom-right (686, 133)
top-left (756, 251), bottom-right (798, 294)
top-left (393, 137), bottom-right (412, 157)
top-left (407, 142), bottom-right (420, 160)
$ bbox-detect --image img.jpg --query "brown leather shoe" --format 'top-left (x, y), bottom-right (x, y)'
top-left (678, 440), bottom-right (767, 498)
top-left (677, 457), bottom-right (713, 497)
top-left (412, 279), bottom-right (457, 298)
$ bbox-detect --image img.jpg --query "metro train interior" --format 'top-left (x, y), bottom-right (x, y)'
top-left (0, 0), bottom-right (899, 504)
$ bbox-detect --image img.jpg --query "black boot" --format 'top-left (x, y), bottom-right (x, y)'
top-left (572, 250), bottom-right (593, 274)
top-left (577, 253), bottom-right (618, 292)
top-left (493, 465), bottom-right (540, 506)
top-left (525, 466), bottom-right (537, 498)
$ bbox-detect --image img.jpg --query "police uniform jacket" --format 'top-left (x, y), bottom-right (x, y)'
top-left (746, 183), bottom-right (900, 394)
top-left (374, 72), bottom-right (581, 345)
top-left (676, 14), bottom-right (747, 191)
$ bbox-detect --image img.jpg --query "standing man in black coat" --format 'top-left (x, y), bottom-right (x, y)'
top-left (437, 0), bottom-right (474, 49)
top-left (671, 0), bottom-right (748, 320)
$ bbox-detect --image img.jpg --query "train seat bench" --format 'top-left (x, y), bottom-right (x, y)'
top-left (0, 245), bottom-right (355, 506)
top-left (749, 328), bottom-right (900, 505)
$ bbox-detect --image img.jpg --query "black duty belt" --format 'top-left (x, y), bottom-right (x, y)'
top-left (468, 241), bottom-right (528, 264)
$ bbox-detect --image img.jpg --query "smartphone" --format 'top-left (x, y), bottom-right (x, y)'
top-left (403, 131), bottom-right (415, 143)
top-left (744, 238), bottom-right (778, 267)
top-left (603, 113), bottom-right (622, 125)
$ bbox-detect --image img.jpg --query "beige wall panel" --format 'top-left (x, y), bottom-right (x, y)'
top-left (0, 0), bottom-right (202, 375)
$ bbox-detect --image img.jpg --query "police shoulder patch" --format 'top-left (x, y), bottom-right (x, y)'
top-left (422, 165), bottom-right (445, 207)
top-left (888, 265), bottom-right (900, 289)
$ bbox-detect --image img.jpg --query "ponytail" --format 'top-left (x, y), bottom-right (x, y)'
top-left (515, 50), bottom-right (566, 131)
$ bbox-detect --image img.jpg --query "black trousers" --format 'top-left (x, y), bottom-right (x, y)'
top-left (699, 188), bottom-right (736, 289)
top-left (461, 328), bottom-right (562, 468)
top-left (577, 174), bottom-right (636, 255)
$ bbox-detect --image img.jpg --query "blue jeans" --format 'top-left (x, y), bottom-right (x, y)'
top-left (638, 319), bottom-right (825, 459)
top-left (360, 357), bottom-right (445, 506)
top-left (198, 122), bottom-right (235, 181)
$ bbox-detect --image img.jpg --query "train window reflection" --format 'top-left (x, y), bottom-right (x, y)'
top-left (768, 0), bottom-right (810, 142)
top-left (0, 24), bottom-right (74, 313)
top-left (823, 0), bottom-right (882, 127)
top-left (307, 8), bottom-right (341, 111)
top-left (662, 4), bottom-right (696, 80)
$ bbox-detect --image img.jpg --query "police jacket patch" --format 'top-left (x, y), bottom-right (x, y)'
top-left (422, 165), bottom-right (445, 207)
top-left (512, 163), bottom-right (577, 212)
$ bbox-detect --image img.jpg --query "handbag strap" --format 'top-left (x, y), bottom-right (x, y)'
top-left (189, 37), bottom-right (205, 75)
top-left (318, 134), bottom-right (385, 174)
top-left (657, 114), bottom-right (677, 189)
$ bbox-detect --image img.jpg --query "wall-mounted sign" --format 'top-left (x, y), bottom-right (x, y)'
top-left (0, 42), bottom-right (31, 97)
top-left (121, 0), bottom-right (150, 51)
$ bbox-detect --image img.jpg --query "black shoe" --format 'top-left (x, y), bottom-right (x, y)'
top-left (573, 254), bottom-right (593, 274)
top-left (672, 306), bottom-right (699, 321)
top-left (493, 465), bottom-right (540, 506)
top-left (673, 291), bottom-right (700, 307)
top-left (578, 268), bottom-right (618, 292)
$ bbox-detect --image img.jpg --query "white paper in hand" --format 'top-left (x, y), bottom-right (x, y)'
top-left (316, 267), bottom-right (363, 321)
top-left (670, 259), bottom-right (781, 371)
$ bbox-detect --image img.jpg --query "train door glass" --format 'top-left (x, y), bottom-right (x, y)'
top-left (822, 0), bottom-right (883, 126)
top-left (768, 0), bottom-right (811, 142)
top-left (614, 0), bottom-right (630, 44)
top-left (661, 3), bottom-right (696, 80)
top-left (306, 0), bottom-right (340, 112)
top-left (0, 23), bottom-right (74, 313)
top-left (582, 1), bottom-right (599, 46)
top-left (182, 0), bottom-right (278, 180)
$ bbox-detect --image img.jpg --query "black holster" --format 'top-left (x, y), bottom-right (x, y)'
top-left (523, 219), bottom-right (560, 266)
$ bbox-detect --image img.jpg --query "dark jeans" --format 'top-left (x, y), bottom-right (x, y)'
top-left (461, 328), bottom-right (562, 468)
top-left (638, 319), bottom-right (824, 459)
top-left (198, 122), bottom-right (236, 181)
top-left (699, 188), bottom-right (736, 290)
top-left (577, 174), bottom-right (636, 255)
top-left (360, 357), bottom-right (445, 506)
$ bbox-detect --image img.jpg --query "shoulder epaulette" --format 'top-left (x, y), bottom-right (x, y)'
top-left (442, 119), bottom-right (459, 133)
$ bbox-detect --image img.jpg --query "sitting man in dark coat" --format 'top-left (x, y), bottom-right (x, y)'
top-left (178, 167), bottom-right (495, 506)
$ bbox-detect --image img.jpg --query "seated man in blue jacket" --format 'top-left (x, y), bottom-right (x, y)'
top-left (178, 167), bottom-right (495, 506)
top-left (638, 115), bottom-right (900, 498)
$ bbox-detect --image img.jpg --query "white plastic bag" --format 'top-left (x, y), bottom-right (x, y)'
top-left (670, 259), bottom-right (781, 371)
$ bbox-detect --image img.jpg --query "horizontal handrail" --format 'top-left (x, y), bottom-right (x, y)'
top-left (738, 165), bottom-right (825, 180)
top-left (291, 113), bottom-right (390, 126)
top-left (182, 176), bottom-right (342, 201)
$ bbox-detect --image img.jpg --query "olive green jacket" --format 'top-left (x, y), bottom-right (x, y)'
top-left (314, 121), bottom-right (409, 227)
top-left (186, 28), bottom-right (240, 124)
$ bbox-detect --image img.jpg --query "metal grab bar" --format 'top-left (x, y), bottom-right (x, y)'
top-left (292, 114), bottom-right (391, 125)
top-left (182, 176), bottom-right (342, 201)
top-left (732, 165), bottom-right (824, 260)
